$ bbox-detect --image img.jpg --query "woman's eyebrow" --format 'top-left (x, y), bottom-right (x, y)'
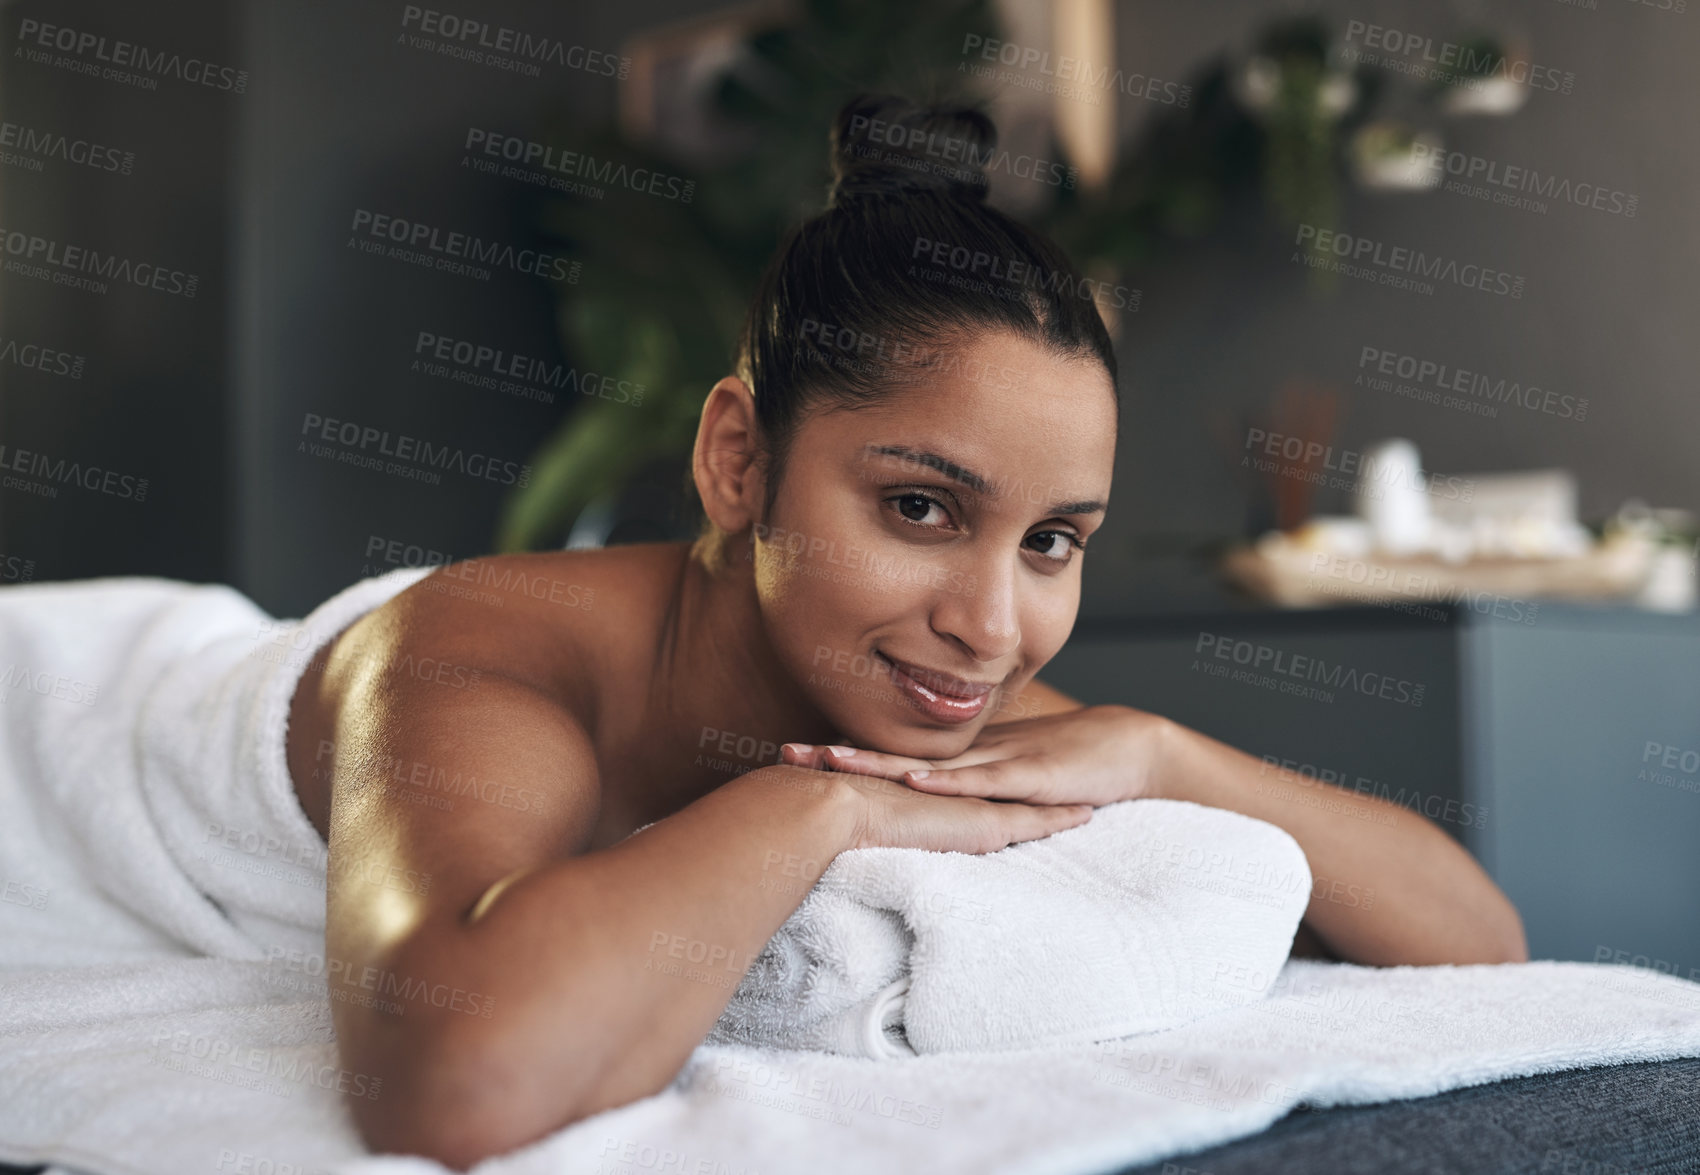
top-left (862, 443), bottom-right (1106, 515)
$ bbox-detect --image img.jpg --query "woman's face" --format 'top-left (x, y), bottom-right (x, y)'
top-left (751, 329), bottom-right (1118, 759)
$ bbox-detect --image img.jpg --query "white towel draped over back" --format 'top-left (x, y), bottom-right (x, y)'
top-left (0, 567), bottom-right (432, 970)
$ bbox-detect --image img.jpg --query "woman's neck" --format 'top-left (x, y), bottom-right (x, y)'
top-left (643, 533), bottom-right (843, 797)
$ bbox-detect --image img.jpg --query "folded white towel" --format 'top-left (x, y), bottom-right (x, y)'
top-left (0, 568), bottom-right (432, 971)
top-left (708, 798), bottom-right (1314, 1057)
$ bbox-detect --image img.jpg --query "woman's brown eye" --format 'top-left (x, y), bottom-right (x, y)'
top-left (1028, 531), bottom-right (1083, 561)
top-left (897, 494), bottom-right (934, 522)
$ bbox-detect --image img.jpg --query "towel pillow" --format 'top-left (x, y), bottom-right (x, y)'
top-left (711, 798), bottom-right (1314, 1055)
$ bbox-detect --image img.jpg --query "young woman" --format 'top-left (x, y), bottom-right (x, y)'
top-left (285, 94), bottom-right (1527, 1168)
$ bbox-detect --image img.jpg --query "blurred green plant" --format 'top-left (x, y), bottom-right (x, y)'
top-left (493, 6), bottom-right (1414, 552)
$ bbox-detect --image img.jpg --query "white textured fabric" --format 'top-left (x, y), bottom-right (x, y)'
top-left (0, 567), bottom-right (433, 970)
top-left (708, 799), bottom-right (1313, 1057)
top-left (4, 956), bottom-right (1700, 1175)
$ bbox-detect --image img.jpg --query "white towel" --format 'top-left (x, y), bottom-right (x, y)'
top-left (0, 567), bottom-right (433, 971)
top-left (4, 955), bottom-right (1700, 1175)
top-left (707, 799), bottom-right (1314, 1057)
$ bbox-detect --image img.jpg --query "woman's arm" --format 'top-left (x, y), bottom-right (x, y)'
top-left (1151, 720), bottom-right (1528, 966)
top-left (317, 659), bottom-right (1090, 1170)
top-left (318, 668), bottom-right (847, 1168)
top-left (991, 681), bottom-right (1523, 964)
top-left (801, 680), bottom-right (1528, 968)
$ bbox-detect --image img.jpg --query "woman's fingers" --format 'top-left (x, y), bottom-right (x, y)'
top-left (825, 745), bottom-right (934, 780)
top-left (782, 743), bottom-right (934, 781)
top-left (836, 765), bottom-right (1095, 854)
top-left (782, 743), bottom-right (1067, 806)
top-left (991, 799), bottom-right (1094, 848)
top-left (779, 743), bottom-right (833, 771)
top-left (905, 756), bottom-right (1056, 803)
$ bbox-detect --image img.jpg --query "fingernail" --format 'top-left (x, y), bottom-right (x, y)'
top-left (782, 743), bottom-right (812, 756)
top-left (827, 745), bottom-right (854, 758)
top-left (908, 770), bottom-right (930, 781)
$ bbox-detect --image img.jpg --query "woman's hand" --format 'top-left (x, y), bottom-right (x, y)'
top-left (828, 769), bottom-right (1095, 853)
top-left (781, 704), bottom-right (1172, 808)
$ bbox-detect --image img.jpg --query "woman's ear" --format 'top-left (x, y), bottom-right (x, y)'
top-left (692, 376), bottom-right (767, 536)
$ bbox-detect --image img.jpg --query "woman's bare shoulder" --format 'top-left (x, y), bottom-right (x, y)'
top-left (288, 543), bottom-right (686, 841)
top-left (358, 542), bottom-right (686, 704)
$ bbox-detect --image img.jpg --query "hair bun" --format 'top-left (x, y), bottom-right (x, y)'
top-left (828, 93), bottom-right (996, 207)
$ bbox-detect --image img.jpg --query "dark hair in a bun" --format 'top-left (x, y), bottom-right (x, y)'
top-left (828, 94), bottom-right (996, 205)
top-left (697, 92), bottom-right (1118, 568)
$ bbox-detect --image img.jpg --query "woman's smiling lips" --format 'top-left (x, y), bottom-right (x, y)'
top-left (874, 650), bottom-right (998, 724)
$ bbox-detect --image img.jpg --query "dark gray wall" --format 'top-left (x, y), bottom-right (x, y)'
top-left (231, 0), bottom-right (724, 616)
top-left (0, 0), bottom-right (235, 584)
